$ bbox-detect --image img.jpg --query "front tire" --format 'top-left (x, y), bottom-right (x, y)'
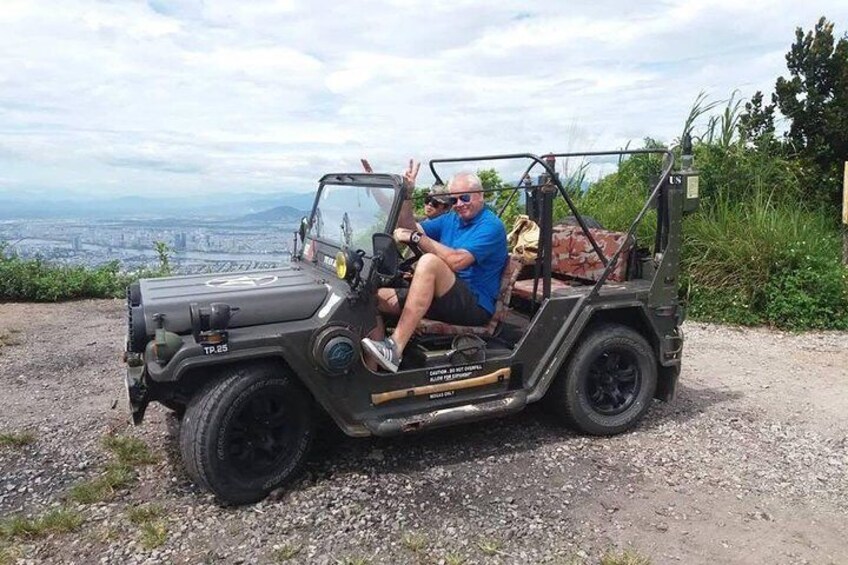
top-left (179, 362), bottom-right (314, 505)
top-left (547, 324), bottom-right (657, 435)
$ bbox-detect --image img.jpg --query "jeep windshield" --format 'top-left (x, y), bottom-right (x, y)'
top-left (306, 175), bottom-right (399, 253)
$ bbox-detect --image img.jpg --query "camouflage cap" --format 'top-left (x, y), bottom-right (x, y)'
top-left (428, 183), bottom-right (451, 204)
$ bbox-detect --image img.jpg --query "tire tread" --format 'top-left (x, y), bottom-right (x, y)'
top-left (178, 361), bottom-right (313, 504)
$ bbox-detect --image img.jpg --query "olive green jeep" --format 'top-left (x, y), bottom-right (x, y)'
top-left (123, 143), bottom-right (699, 504)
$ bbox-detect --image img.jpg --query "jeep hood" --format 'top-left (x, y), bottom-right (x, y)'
top-left (134, 266), bottom-right (329, 337)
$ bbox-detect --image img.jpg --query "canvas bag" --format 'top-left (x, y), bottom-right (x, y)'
top-left (507, 214), bottom-right (540, 262)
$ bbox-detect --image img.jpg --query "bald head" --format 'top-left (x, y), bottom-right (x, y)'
top-left (448, 172), bottom-right (483, 193)
top-left (448, 171), bottom-right (485, 221)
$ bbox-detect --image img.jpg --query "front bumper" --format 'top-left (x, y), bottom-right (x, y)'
top-left (125, 363), bottom-right (149, 425)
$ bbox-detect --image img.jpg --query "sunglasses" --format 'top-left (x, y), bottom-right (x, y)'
top-left (424, 195), bottom-right (449, 207)
top-left (446, 193), bottom-right (473, 206)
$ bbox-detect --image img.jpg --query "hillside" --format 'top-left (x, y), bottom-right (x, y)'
top-left (238, 204), bottom-right (306, 222)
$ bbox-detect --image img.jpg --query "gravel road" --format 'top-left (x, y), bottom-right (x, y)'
top-left (0, 299), bottom-right (846, 564)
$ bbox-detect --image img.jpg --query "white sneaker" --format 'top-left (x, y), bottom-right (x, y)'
top-left (361, 337), bottom-right (401, 373)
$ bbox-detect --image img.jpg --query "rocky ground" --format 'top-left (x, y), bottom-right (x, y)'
top-left (0, 299), bottom-right (846, 564)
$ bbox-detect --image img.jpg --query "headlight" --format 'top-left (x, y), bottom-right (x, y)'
top-left (335, 251), bottom-right (348, 280)
top-left (335, 249), bottom-right (363, 284)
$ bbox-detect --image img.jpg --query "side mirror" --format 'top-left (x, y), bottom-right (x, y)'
top-left (372, 233), bottom-right (398, 277)
top-left (298, 216), bottom-right (309, 242)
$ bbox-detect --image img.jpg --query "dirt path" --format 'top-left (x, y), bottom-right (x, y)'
top-left (1, 300), bottom-right (846, 564)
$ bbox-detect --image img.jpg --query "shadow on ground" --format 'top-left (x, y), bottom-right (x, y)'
top-left (158, 380), bottom-right (743, 502)
top-left (303, 380), bottom-right (743, 478)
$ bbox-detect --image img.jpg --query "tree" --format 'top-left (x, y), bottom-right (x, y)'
top-left (773, 17), bottom-right (848, 209)
top-left (477, 168), bottom-right (521, 227)
top-left (737, 91), bottom-right (778, 151)
top-left (153, 241), bottom-right (171, 276)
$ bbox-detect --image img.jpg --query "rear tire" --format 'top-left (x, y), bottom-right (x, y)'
top-left (179, 362), bottom-right (314, 505)
top-left (547, 324), bottom-right (657, 435)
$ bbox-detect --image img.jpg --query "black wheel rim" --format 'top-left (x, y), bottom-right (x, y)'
top-left (226, 387), bottom-right (299, 480)
top-left (585, 348), bottom-right (641, 416)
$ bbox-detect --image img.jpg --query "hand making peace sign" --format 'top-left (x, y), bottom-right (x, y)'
top-left (403, 158), bottom-right (420, 190)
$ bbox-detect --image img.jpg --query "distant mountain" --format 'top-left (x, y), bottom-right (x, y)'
top-left (239, 205), bottom-right (306, 222)
top-left (0, 191), bottom-right (317, 220)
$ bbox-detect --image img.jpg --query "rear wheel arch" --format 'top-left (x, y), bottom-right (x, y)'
top-left (585, 306), bottom-right (658, 351)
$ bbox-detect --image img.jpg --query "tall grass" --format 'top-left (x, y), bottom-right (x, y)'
top-left (683, 191), bottom-right (847, 328)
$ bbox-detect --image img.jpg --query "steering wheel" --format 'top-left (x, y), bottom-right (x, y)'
top-left (395, 239), bottom-right (423, 277)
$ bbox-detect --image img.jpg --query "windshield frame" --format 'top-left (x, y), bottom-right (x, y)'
top-left (304, 173), bottom-right (405, 257)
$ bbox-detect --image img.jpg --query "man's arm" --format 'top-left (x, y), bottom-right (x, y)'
top-left (418, 233), bottom-right (474, 272)
top-left (393, 227), bottom-right (473, 272)
top-left (396, 159), bottom-right (421, 231)
top-left (360, 158), bottom-right (395, 214)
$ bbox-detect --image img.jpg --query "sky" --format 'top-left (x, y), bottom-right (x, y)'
top-left (0, 0), bottom-right (845, 199)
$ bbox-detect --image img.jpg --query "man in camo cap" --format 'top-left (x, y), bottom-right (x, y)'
top-left (422, 183), bottom-right (451, 219)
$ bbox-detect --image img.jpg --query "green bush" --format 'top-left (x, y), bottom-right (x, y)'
top-left (694, 143), bottom-right (802, 205)
top-left (574, 151), bottom-right (662, 244)
top-left (762, 246), bottom-right (848, 330)
top-left (0, 240), bottom-right (173, 302)
top-left (0, 254), bottom-right (131, 302)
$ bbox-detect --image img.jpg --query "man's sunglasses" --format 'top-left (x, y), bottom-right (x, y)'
top-left (445, 194), bottom-right (473, 206)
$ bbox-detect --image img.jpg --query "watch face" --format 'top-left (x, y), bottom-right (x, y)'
top-left (411, 232), bottom-right (421, 244)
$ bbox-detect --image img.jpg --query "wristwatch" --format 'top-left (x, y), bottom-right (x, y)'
top-left (410, 231), bottom-right (423, 244)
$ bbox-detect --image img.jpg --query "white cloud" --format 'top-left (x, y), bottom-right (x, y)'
top-left (0, 0), bottom-right (845, 196)
top-left (184, 46), bottom-right (323, 74)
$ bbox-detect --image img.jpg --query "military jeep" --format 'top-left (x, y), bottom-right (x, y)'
top-left (123, 143), bottom-right (699, 504)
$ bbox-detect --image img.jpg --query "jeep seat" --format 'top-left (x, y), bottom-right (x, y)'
top-left (415, 254), bottom-right (524, 337)
top-left (551, 224), bottom-right (633, 282)
top-left (512, 277), bottom-right (576, 301)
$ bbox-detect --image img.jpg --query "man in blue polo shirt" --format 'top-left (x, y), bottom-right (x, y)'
top-left (362, 162), bottom-right (508, 372)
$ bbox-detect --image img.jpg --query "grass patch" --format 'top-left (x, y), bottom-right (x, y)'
top-left (271, 543), bottom-right (302, 562)
top-left (0, 507), bottom-right (83, 541)
top-left (600, 548), bottom-right (652, 565)
top-left (139, 520), bottom-right (168, 550)
top-left (0, 544), bottom-right (22, 565)
top-left (0, 431), bottom-right (36, 449)
top-left (127, 504), bottom-right (163, 525)
top-left (401, 531), bottom-right (427, 553)
top-left (92, 525), bottom-right (122, 544)
top-left (682, 189), bottom-right (848, 330)
top-left (68, 434), bottom-right (156, 504)
top-left (444, 553), bottom-right (466, 565)
top-left (0, 329), bottom-right (23, 354)
top-left (68, 462), bottom-right (135, 504)
top-left (126, 503), bottom-right (168, 550)
top-left (102, 434), bottom-right (157, 467)
top-left (476, 537), bottom-right (502, 557)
